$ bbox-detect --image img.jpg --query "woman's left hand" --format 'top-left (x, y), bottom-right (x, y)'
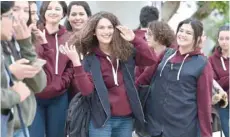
top-left (116, 25), bottom-right (135, 42)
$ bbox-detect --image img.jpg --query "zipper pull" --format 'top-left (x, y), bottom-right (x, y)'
top-left (171, 63), bottom-right (173, 70)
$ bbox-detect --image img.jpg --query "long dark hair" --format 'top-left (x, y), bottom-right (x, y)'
top-left (39, 1), bottom-right (67, 24)
top-left (64, 1), bottom-right (92, 31)
top-left (69, 11), bottom-right (133, 61)
top-left (176, 18), bottom-right (203, 48)
top-left (215, 25), bottom-right (230, 53)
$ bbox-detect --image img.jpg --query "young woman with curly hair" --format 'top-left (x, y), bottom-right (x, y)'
top-left (60, 11), bottom-right (157, 137)
top-left (136, 18), bottom-right (213, 137)
top-left (135, 21), bottom-right (175, 79)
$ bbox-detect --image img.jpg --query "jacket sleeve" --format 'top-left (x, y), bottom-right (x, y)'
top-left (135, 52), bottom-right (164, 86)
top-left (1, 88), bottom-right (21, 109)
top-left (131, 36), bottom-right (158, 66)
top-left (1, 57), bottom-right (21, 109)
top-left (71, 66), bottom-right (95, 96)
top-left (197, 61), bottom-right (213, 137)
top-left (17, 37), bottom-right (47, 93)
top-left (41, 60), bottom-right (74, 94)
top-left (135, 66), bottom-right (146, 80)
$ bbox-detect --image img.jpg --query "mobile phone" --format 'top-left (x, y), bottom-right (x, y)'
top-left (32, 58), bottom-right (46, 68)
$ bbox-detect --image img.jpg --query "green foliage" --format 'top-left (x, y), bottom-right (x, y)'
top-left (194, 1), bottom-right (229, 20)
top-left (210, 1), bottom-right (229, 14)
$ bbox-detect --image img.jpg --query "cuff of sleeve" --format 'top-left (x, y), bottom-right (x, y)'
top-left (73, 66), bottom-right (86, 77)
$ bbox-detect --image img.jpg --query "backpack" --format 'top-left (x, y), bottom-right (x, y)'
top-left (65, 92), bottom-right (91, 137)
top-left (65, 55), bottom-right (93, 137)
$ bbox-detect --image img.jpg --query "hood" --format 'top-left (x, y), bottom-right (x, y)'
top-left (44, 25), bottom-right (67, 36)
top-left (160, 47), bottom-right (203, 81)
top-left (213, 47), bottom-right (228, 71)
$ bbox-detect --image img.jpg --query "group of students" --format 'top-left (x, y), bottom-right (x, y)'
top-left (0, 1), bottom-right (229, 137)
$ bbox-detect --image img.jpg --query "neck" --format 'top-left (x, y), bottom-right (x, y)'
top-left (222, 49), bottom-right (229, 58)
top-left (45, 23), bottom-right (59, 34)
top-left (179, 45), bottom-right (194, 55)
top-left (154, 45), bottom-right (166, 56)
top-left (99, 43), bottom-right (111, 56)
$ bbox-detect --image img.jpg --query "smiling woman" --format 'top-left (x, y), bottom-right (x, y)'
top-left (28, 2), bottom-right (75, 137)
top-left (65, 1), bottom-right (92, 32)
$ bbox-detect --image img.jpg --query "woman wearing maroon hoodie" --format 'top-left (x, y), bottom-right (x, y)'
top-left (209, 25), bottom-right (229, 137)
top-left (28, 2), bottom-right (71, 137)
top-left (61, 11), bottom-right (157, 137)
top-left (136, 18), bottom-right (213, 137)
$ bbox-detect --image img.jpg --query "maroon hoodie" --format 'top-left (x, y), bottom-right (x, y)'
top-left (209, 48), bottom-right (229, 95)
top-left (136, 48), bottom-right (213, 137)
top-left (35, 25), bottom-right (74, 99)
top-left (71, 36), bottom-right (157, 116)
top-left (134, 29), bottom-right (146, 41)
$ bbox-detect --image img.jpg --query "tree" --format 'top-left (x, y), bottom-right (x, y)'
top-left (161, 1), bottom-right (229, 22)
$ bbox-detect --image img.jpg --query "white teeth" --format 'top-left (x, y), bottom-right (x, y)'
top-left (102, 36), bottom-right (110, 38)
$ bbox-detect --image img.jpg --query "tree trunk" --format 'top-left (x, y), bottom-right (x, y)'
top-left (161, 1), bottom-right (180, 22)
top-left (191, 2), bottom-right (213, 20)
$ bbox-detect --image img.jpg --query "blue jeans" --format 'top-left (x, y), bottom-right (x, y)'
top-left (218, 106), bottom-right (229, 137)
top-left (13, 127), bottom-right (30, 137)
top-left (29, 92), bottom-right (68, 137)
top-left (89, 116), bottom-right (133, 137)
top-left (1, 113), bottom-right (10, 137)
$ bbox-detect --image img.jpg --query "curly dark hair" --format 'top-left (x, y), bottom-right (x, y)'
top-left (148, 21), bottom-right (175, 47)
top-left (69, 11), bottom-right (133, 61)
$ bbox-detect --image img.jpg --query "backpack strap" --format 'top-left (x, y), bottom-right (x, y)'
top-left (82, 54), bottom-right (95, 73)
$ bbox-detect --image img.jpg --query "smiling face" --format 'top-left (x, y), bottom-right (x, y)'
top-left (176, 23), bottom-right (195, 48)
top-left (67, 5), bottom-right (88, 31)
top-left (95, 18), bottom-right (114, 46)
top-left (45, 1), bottom-right (63, 24)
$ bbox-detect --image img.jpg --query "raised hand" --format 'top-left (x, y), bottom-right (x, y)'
top-left (116, 25), bottom-right (135, 41)
top-left (13, 16), bottom-right (31, 40)
top-left (59, 42), bottom-right (81, 66)
top-left (9, 58), bottom-right (41, 80)
top-left (30, 25), bottom-right (47, 44)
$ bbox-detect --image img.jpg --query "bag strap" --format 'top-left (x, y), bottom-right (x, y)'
top-left (4, 65), bottom-right (28, 137)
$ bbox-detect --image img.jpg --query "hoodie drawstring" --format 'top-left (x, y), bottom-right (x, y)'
top-left (106, 56), bottom-right (119, 86)
top-left (160, 51), bottom-right (177, 77)
top-left (177, 54), bottom-right (189, 80)
top-left (220, 57), bottom-right (227, 71)
top-left (160, 50), bottom-right (190, 81)
top-left (55, 33), bottom-right (59, 74)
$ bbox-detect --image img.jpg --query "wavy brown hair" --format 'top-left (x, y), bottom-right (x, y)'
top-left (69, 11), bottom-right (133, 61)
top-left (148, 21), bottom-right (175, 47)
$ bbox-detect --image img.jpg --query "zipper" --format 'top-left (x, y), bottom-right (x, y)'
top-left (90, 70), bottom-right (110, 127)
top-left (171, 63), bottom-right (173, 70)
top-left (124, 64), bottom-right (146, 123)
